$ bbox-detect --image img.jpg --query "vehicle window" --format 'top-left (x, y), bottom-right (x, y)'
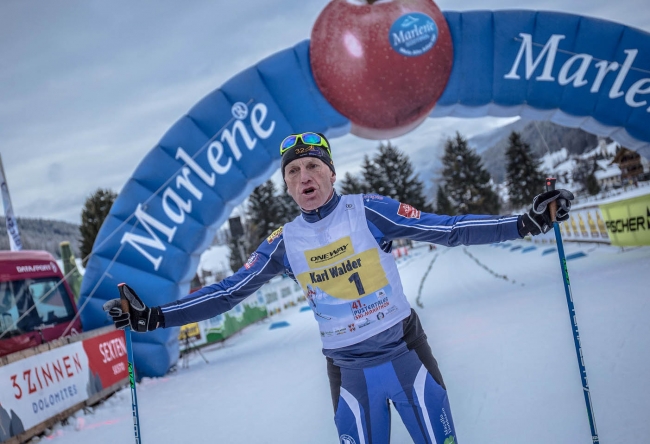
top-left (0, 281), bottom-right (18, 334)
top-left (29, 279), bottom-right (75, 324)
top-left (0, 278), bottom-right (75, 335)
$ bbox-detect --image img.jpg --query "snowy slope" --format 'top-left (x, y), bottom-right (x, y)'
top-left (37, 242), bottom-right (650, 444)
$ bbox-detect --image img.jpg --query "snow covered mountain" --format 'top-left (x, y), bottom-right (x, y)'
top-left (410, 119), bottom-right (601, 198)
top-left (475, 120), bottom-right (600, 184)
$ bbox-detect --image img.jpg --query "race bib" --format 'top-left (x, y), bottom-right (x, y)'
top-left (297, 238), bottom-right (389, 301)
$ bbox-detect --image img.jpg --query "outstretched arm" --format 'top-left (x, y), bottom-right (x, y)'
top-left (160, 231), bottom-right (288, 327)
top-left (363, 195), bottom-right (521, 247)
top-left (104, 230), bottom-right (288, 331)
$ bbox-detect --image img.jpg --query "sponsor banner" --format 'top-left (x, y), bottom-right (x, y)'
top-left (82, 329), bottom-right (129, 389)
top-left (0, 330), bottom-right (127, 438)
top-left (558, 206), bottom-right (610, 243)
top-left (599, 193), bottom-right (650, 246)
top-left (1, 344), bottom-right (89, 433)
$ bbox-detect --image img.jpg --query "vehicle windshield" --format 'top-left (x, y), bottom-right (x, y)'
top-left (0, 277), bottom-right (76, 336)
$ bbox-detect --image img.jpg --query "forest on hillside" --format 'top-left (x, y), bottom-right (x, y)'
top-left (0, 217), bottom-right (80, 259)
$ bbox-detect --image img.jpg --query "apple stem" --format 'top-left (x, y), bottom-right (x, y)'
top-left (366, 0), bottom-right (380, 4)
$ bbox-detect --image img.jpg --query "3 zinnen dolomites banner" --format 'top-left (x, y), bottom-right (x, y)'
top-left (0, 329), bottom-right (128, 442)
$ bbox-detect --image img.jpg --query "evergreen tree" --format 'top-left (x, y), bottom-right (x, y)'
top-left (79, 188), bottom-right (117, 266)
top-left (585, 171), bottom-right (601, 195)
top-left (435, 185), bottom-right (454, 215)
top-left (364, 142), bottom-right (430, 210)
top-left (246, 180), bottom-right (281, 249)
top-left (339, 172), bottom-right (368, 195)
top-left (361, 154), bottom-right (385, 194)
top-left (277, 185), bottom-right (300, 225)
top-left (441, 132), bottom-right (500, 214)
top-left (227, 231), bottom-right (248, 272)
top-left (572, 158), bottom-right (600, 195)
top-left (505, 131), bottom-right (546, 210)
top-left (228, 180), bottom-right (299, 271)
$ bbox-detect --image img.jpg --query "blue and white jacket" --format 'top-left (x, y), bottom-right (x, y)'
top-left (160, 193), bottom-right (522, 367)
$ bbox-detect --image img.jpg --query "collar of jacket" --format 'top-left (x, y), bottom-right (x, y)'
top-left (301, 192), bottom-right (340, 223)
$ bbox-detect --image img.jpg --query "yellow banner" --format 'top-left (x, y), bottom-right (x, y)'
top-left (599, 193), bottom-right (650, 246)
top-left (179, 322), bottom-right (201, 340)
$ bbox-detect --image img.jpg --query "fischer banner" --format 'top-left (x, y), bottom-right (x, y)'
top-left (0, 329), bottom-right (128, 441)
top-left (599, 193), bottom-right (650, 246)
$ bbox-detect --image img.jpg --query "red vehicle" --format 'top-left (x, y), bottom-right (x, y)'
top-left (0, 250), bottom-right (82, 357)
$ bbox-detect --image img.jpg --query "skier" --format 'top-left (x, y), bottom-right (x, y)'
top-left (104, 132), bottom-right (573, 444)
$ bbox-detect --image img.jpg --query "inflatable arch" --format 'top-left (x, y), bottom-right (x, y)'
top-left (79, 10), bottom-right (650, 377)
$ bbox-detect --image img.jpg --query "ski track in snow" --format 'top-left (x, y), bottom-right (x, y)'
top-left (36, 241), bottom-right (650, 444)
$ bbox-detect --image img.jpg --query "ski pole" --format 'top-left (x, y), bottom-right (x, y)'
top-left (545, 178), bottom-right (599, 443)
top-left (119, 283), bottom-right (143, 444)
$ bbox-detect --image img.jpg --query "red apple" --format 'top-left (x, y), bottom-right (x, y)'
top-left (310, 0), bottom-right (453, 140)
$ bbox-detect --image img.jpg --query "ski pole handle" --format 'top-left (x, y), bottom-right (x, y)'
top-left (545, 177), bottom-right (558, 223)
top-left (121, 294), bottom-right (130, 315)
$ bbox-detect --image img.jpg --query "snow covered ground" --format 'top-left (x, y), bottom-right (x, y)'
top-left (36, 241), bottom-right (650, 443)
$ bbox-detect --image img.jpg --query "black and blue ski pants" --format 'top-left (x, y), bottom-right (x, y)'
top-left (327, 310), bottom-right (457, 444)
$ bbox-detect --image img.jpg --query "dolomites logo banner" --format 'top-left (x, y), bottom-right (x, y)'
top-left (0, 329), bottom-right (128, 440)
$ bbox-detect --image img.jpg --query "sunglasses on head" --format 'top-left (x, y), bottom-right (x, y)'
top-left (280, 132), bottom-right (331, 156)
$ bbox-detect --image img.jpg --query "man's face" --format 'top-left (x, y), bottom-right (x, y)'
top-left (284, 157), bottom-right (335, 211)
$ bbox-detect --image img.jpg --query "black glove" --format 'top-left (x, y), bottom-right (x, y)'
top-left (102, 283), bottom-right (163, 332)
top-left (518, 189), bottom-right (575, 236)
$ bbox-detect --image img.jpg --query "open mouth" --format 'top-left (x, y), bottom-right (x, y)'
top-left (302, 187), bottom-right (316, 196)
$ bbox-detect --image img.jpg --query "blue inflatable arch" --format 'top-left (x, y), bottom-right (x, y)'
top-left (79, 10), bottom-right (650, 377)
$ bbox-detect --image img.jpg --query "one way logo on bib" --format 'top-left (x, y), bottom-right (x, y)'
top-left (304, 237), bottom-right (354, 267)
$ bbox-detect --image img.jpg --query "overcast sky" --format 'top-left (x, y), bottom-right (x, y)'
top-left (1, 0), bottom-right (649, 224)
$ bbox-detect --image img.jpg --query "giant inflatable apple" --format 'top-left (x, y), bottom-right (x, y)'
top-left (311, 0), bottom-right (453, 140)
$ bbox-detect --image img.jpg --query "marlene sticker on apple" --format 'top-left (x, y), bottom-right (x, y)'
top-left (389, 12), bottom-right (439, 57)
